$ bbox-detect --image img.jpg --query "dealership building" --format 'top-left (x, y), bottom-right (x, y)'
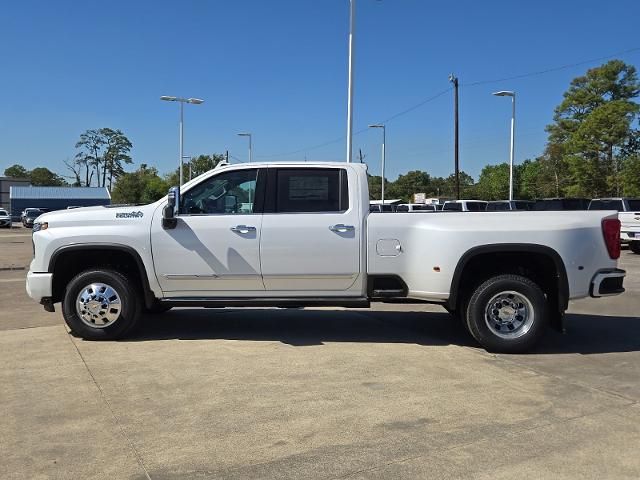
top-left (9, 186), bottom-right (111, 219)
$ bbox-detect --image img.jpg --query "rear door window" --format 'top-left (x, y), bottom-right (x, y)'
top-left (274, 168), bottom-right (349, 213)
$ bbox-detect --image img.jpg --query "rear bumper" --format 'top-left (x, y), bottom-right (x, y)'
top-left (590, 269), bottom-right (625, 297)
top-left (621, 231), bottom-right (640, 242)
top-left (26, 272), bottom-right (53, 302)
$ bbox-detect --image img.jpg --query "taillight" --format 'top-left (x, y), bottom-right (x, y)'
top-left (602, 218), bottom-right (621, 259)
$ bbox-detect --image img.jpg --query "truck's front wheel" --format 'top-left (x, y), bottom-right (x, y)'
top-left (465, 274), bottom-right (547, 353)
top-left (62, 269), bottom-right (141, 340)
top-left (629, 241), bottom-right (640, 254)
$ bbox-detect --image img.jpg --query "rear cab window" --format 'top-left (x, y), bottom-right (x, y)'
top-left (589, 200), bottom-right (624, 211)
top-left (266, 168), bottom-right (349, 213)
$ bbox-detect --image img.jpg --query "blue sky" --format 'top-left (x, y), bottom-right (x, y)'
top-left (1, 0), bottom-right (639, 181)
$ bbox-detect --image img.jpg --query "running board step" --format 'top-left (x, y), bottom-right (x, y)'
top-left (371, 289), bottom-right (405, 298)
top-left (161, 297), bottom-right (370, 309)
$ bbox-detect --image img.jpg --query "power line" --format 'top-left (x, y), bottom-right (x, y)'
top-left (257, 89), bottom-right (451, 159)
top-left (257, 46), bottom-right (640, 159)
top-left (462, 47), bottom-right (640, 87)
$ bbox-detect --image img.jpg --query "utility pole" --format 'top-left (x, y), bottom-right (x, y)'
top-left (358, 149), bottom-right (365, 163)
top-left (225, 150), bottom-right (229, 163)
top-left (449, 74), bottom-right (460, 200)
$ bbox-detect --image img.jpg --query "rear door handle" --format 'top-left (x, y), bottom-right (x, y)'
top-left (231, 225), bottom-right (256, 234)
top-left (329, 224), bottom-right (355, 233)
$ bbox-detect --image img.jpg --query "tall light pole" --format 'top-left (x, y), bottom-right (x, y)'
top-left (160, 96), bottom-right (204, 187)
top-left (346, 0), bottom-right (356, 163)
top-left (237, 132), bottom-right (252, 163)
top-left (492, 90), bottom-right (516, 201)
top-left (369, 124), bottom-right (385, 204)
top-left (449, 74), bottom-right (460, 200)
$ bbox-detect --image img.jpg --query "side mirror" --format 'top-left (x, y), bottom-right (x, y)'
top-left (162, 186), bottom-right (179, 229)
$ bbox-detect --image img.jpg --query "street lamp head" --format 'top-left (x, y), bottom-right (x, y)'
top-left (187, 98), bottom-right (204, 104)
top-left (368, 124), bottom-right (384, 129)
top-left (492, 90), bottom-right (515, 97)
top-left (160, 96), bottom-right (177, 101)
top-left (237, 132), bottom-right (251, 137)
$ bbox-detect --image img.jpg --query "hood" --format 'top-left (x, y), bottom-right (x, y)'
top-left (36, 202), bottom-right (160, 227)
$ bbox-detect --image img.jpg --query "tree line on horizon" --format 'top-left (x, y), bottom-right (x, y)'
top-left (3, 59), bottom-right (639, 204)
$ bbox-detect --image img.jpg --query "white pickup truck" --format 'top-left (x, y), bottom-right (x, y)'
top-left (26, 162), bottom-right (626, 352)
top-left (589, 198), bottom-right (640, 254)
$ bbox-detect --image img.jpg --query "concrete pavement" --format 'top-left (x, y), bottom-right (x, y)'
top-left (1, 227), bottom-right (639, 479)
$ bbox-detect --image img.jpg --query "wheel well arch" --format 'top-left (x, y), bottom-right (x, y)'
top-left (448, 244), bottom-right (569, 314)
top-left (48, 244), bottom-right (156, 308)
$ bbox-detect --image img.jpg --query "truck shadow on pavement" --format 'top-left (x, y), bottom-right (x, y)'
top-left (124, 308), bottom-right (640, 355)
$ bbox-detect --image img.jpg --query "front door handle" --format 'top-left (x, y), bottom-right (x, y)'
top-left (231, 225), bottom-right (256, 234)
top-left (329, 224), bottom-right (355, 233)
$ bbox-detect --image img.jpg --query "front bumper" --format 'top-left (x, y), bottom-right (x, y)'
top-left (26, 272), bottom-right (53, 302)
top-left (0, 219), bottom-right (10, 227)
top-left (590, 269), bottom-right (626, 297)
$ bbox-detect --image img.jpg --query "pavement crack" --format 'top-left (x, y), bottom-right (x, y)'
top-left (64, 328), bottom-right (152, 480)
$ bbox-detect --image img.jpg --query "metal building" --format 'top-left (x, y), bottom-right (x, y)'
top-left (9, 186), bottom-right (111, 219)
top-left (1, 177), bottom-right (31, 218)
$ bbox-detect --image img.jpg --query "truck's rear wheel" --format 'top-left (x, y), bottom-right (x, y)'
top-left (62, 269), bottom-right (141, 340)
top-left (629, 241), bottom-right (640, 254)
top-left (465, 274), bottom-right (547, 353)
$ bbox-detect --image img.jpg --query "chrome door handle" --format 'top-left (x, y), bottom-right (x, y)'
top-left (231, 225), bottom-right (256, 234)
top-left (329, 224), bottom-right (355, 233)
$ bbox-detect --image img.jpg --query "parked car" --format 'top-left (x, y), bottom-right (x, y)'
top-left (369, 204), bottom-right (395, 213)
top-left (533, 198), bottom-right (590, 211)
top-left (442, 200), bottom-right (488, 212)
top-left (0, 209), bottom-right (11, 228)
top-left (486, 200), bottom-right (534, 211)
top-left (21, 208), bottom-right (42, 222)
top-left (589, 198), bottom-right (640, 254)
top-left (396, 203), bottom-right (437, 212)
top-left (22, 209), bottom-right (42, 228)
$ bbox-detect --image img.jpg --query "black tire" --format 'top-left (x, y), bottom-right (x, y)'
top-left (630, 241), bottom-right (640, 254)
top-left (465, 274), bottom-right (548, 353)
top-left (62, 269), bottom-right (141, 340)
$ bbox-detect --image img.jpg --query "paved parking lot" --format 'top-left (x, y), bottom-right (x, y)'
top-left (2, 225), bottom-right (639, 479)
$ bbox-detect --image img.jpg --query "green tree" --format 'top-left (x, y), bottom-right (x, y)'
top-left (387, 170), bottom-right (431, 202)
top-left (546, 60), bottom-right (640, 197)
top-left (4, 164), bottom-right (29, 178)
top-left (72, 128), bottom-right (133, 188)
top-left (29, 167), bottom-right (67, 186)
top-left (367, 174), bottom-right (383, 200)
top-left (475, 163), bottom-right (511, 200)
top-left (621, 154), bottom-right (640, 196)
top-left (101, 128), bottom-right (133, 190)
top-left (189, 154), bottom-right (225, 177)
top-left (111, 164), bottom-right (168, 204)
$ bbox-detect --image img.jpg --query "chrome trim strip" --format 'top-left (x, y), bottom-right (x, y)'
top-left (262, 273), bottom-right (358, 280)
top-left (162, 273), bottom-right (261, 280)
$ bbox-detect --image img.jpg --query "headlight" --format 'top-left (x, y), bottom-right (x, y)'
top-left (32, 222), bottom-right (48, 232)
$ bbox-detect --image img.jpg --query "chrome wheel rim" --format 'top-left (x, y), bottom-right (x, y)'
top-left (76, 283), bottom-right (122, 328)
top-left (484, 290), bottom-right (534, 339)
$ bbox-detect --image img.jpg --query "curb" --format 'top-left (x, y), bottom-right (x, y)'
top-left (0, 266), bottom-right (26, 271)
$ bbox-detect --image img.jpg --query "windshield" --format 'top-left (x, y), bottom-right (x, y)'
top-left (0, 210), bottom-right (7, 216)
top-left (26, 211), bottom-right (41, 218)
